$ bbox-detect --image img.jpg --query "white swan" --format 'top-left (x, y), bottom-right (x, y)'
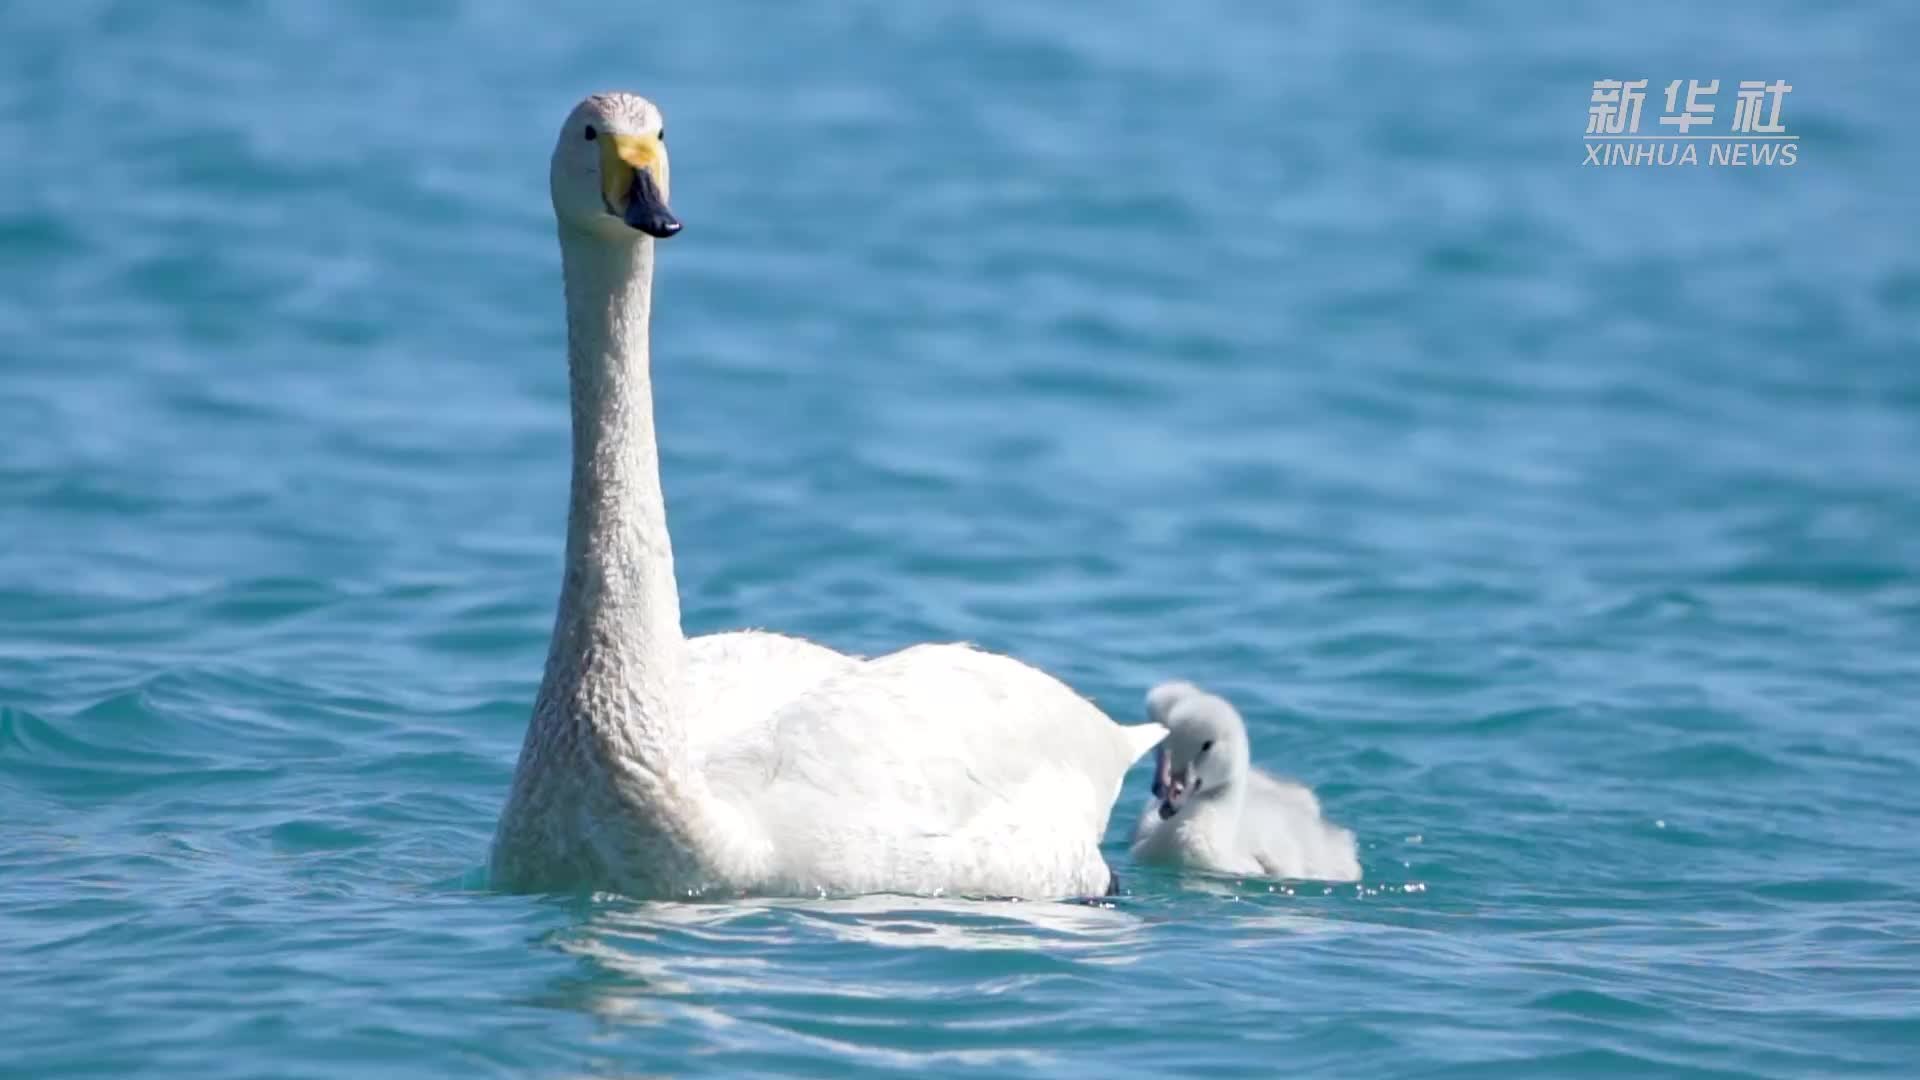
top-left (488, 92), bottom-right (1164, 900)
top-left (1129, 682), bottom-right (1361, 882)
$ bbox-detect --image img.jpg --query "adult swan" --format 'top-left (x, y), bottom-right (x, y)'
top-left (490, 93), bottom-right (1164, 900)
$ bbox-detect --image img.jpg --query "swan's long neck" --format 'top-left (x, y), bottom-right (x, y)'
top-left (542, 225), bottom-right (688, 773)
top-left (496, 224), bottom-right (752, 893)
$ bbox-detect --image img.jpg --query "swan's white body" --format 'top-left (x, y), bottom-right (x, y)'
top-left (489, 93), bottom-right (1162, 900)
top-left (1128, 682), bottom-right (1360, 882)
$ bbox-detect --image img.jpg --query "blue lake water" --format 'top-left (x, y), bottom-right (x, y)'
top-left (3, 2), bottom-right (1918, 1076)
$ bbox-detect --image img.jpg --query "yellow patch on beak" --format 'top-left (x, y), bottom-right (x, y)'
top-left (600, 134), bottom-right (668, 213)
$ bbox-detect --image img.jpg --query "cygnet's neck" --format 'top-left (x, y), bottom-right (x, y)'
top-left (1180, 776), bottom-right (1247, 846)
top-left (1165, 754), bottom-right (1251, 860)
top-left (542, 225), bottom-right (687, 755)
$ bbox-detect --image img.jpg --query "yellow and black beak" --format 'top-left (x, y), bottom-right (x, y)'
top-left (600, 133), bottom-right (679, 238)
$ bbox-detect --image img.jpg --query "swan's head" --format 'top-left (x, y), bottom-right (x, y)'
top-left (1145, 682), bottom-right (1251, 821)
top-left (550, 91), bottom-right (680, 240)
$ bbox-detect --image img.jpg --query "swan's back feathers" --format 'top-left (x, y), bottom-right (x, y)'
top-left (700, 643), bottom-right (1162, 896)
top-left (683, 630), bottom-right (855, 756)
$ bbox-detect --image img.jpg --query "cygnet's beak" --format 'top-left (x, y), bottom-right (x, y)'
top-left (601, 133), bottom-right (680, 238)
top-left (1156, 761), bottom-right (1191, 820)
top-left (1156, 791), bottom-right (1182, 819)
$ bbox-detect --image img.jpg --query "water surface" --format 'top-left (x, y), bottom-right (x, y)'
top-left (3, 2), bottom-right (1917, 1076)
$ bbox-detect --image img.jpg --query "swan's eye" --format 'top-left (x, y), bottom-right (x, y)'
top-left (584, 125), bottom-right (598, 141)
top-left (1200, 740), bottom-right (1214, 754)
top-left (658, 127), bottom-right (666, 144)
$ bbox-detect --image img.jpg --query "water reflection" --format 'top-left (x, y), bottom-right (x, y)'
top-left (535, 895), bottom-right (1155, 1067)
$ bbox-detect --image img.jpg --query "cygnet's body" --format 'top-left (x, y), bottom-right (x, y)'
top-left (1129, 682), bottom-right (1361, 882)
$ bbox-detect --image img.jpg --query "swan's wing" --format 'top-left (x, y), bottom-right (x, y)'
top-left (683, 630), bottom-right (856, 758)
top-left (1236, 767), bottom-right (1362, 882)
top-left (704, 642), bottom-right (1162, 896)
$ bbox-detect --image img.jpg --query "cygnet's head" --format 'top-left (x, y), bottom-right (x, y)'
top-left (550, 91), bottom-right (680, 240)
top-left (1145, 681), bottom-right (1251, 821)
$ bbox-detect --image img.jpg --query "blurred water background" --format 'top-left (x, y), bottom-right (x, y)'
top-left (2, 1), bottom-right (1918, 1076)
